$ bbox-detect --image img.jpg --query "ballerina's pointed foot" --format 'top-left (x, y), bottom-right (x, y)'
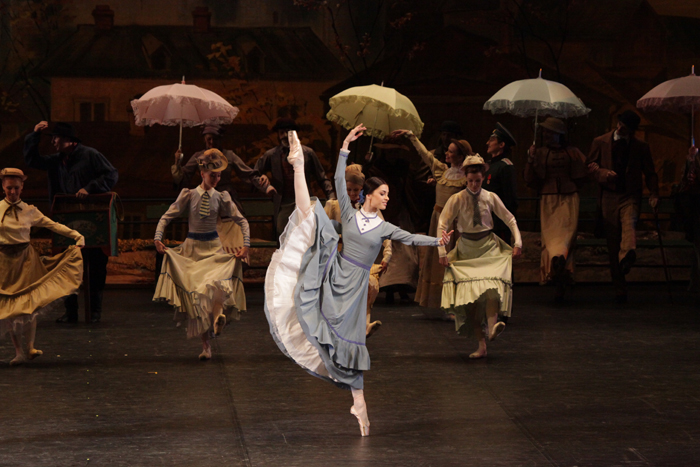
top-left (469, 349), bottom-right (487, 359)
top-left (10, 353), bottom-right (27, 366)
top-left (489, 322), bottom-right (506, 341)
top-left (366, 320), bottom-right (382, 338)
top-left (350, 406), bottom-right (370, 436)
top-left (213, 315), bottom-right (226, 337)
top-left (28, 349), bottom-right (43, 360)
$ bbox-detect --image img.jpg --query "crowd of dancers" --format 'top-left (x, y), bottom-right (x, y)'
top-left (2, 110), bottom-right (699, 436)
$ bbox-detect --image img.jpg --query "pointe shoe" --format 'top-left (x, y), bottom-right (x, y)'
top-left (366, 320), bottom-right (382, 338)
top-left (198, 347), bottom-right (212, 361)
top-left (469, 349), bottom-right (487, 359)
top-left (350, 406), bottom-right (370, 436)
top-left (10, 354), bottom-right (27, 366)
top-left (213, 315), bottom-right (226, 337)
top-left (28, 349), bottom-right (43, 360)
top-left (489, 322), bottom-right (506, 341)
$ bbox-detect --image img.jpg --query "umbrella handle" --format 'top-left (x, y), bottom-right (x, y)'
top-left (179, 104), bottom-right (183, 151)
top-left (533, 108), bottom-right (539, 146)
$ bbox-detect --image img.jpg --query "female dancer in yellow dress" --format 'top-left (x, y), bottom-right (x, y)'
top-left (438, 156), bottom-right (522, 358)
top-left (0, 168), bottom-right (84, 365)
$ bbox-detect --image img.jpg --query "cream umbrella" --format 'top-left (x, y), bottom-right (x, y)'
top-left (130, 77), bottom-right (239, 152)
top-left (483, 70), bottom-right (590, 144)
top-left (637, 65), bottom-right (700, 145)
top-left (327, 84), bottom-right (424, 140)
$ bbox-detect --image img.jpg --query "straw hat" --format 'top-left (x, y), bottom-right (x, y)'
top-left (0, 168), bottom-right (27, 181)
top-left (197, 148), bottom-right (228, 172)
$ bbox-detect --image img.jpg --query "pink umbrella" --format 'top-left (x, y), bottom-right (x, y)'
top-left (130, 77), bottom-right (239, 151)
top-left (637, 66), bottom-right (700, 145)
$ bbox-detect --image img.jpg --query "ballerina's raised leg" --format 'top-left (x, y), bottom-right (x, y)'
top-left (287, 129), bottom-right (370, 436)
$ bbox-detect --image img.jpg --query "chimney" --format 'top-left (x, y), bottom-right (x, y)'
top-left (192, 6), bottom-right (211, 33)
top-left (92, 5), bottom-right (114, 31)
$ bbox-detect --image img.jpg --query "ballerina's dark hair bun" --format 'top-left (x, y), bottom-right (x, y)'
top-left (363, 177), bottom-right (387, 197)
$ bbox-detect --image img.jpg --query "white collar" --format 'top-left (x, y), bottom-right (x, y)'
top-left (467, 187), bottom-right (482, 196)
top-left (355, 208), bottom-right (383, 234)
top-left (196, 185), bottom-right (216, 197)
top-left (443, 165), bottom-right (464, 180)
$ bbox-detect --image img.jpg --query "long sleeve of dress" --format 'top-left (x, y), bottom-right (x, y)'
top-left (30, 207), bottom-right (85, 246)
top-left (408, 133), bottom-right (447, 178)
top-left (155, 189), bottom-right (191, 241)
top-left (219, 191), bottom-right (251, 248)
top-left (436, 194), bottom-right (460, 257)
top-left (385, 224), bottom-right (439, 247)
top-left (490, 193), bottom-right (522, 249)
top-left (335, 149), bottom-right (354, 222)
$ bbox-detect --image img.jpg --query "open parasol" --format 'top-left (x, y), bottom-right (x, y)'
top-left (637, 65), bottom-right (700, 145)
top-left (327, 84), bottom-right (424, 140)
top-left (130, 77), bottom-right (239, 152)
top-left (483, 70), bottom-right (590, 144)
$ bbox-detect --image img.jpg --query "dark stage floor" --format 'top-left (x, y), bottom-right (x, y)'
top-left (1, 284), bottom-right (699, 467)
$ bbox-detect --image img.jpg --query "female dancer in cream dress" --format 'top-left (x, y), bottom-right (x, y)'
top-left (438, 156), bottom-right (522, 359)
top-left (264, 125), bottom-right (451, 436)
top-left (391, 129), bottom-right (470, 309)
top-left (0, 168), bottom-right (84, 365)
top-left (154, 149), bottom-right (250, 360)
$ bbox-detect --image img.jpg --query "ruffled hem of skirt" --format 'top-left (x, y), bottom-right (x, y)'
top-left (154, 273), bottom-right (244, 339)
top-left (0, 246), bottom-right (82, 323)
top-left (264, 204), bottom-right (338, 383)
top-left (441, 277), bottom-right (513, 337)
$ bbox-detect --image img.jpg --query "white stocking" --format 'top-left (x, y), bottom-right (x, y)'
top-left (288, 131), bottom-right (311, 215)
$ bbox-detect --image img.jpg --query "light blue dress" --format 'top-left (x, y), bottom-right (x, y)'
top-left (264, 149), bottom-right (439, 390)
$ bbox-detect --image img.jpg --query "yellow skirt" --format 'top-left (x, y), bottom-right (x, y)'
top-left (153, 237), bottom-right (245, 339)
top-left (0, 244), bottom-right (83, 336)
top-left (441, 234), bottom-right (513, 337)
top-left (539, 193), bottom-right (579, 283)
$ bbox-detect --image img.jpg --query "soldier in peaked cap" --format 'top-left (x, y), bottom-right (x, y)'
top-left (483, 122), bottom-right (519, 246)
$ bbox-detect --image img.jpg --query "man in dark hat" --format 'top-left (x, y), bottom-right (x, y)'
top-left (254, 118), bottom-right (335, 238)
top-left (172, 124), bottom-right (269, 212)
top-left (24, 121), bottom-right (119, 323)
top-left (587, 110), bottom-right (659, 303)
top-left (483, 122), bottom-right (519, 245)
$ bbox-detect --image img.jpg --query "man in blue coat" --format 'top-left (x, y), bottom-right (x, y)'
top-left (24, 121), bottom-right (118, 323)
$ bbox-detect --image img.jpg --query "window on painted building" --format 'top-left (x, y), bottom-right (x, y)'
top-left (76, 100), bottom-right (109, 122)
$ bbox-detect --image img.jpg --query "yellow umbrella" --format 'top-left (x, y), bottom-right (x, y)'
top-left (327, 84), bottom-right (424, 139)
